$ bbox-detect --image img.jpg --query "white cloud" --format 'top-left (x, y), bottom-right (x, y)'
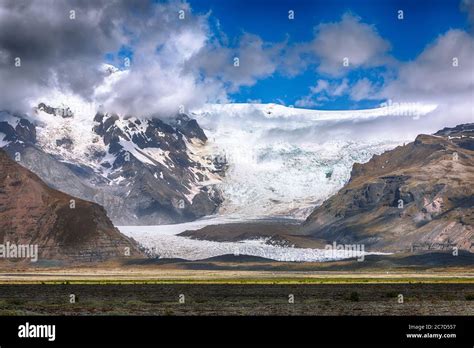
top-left (294, 95), bottom-right (321, 108)
top-left (95, 3), bottom-right (227, 117)
top-left (0, 0), bottom-right (277, 117)
top-left (350, 78), bottom-right (376, 101)
top-left (310, 13), bottom-right (391, 76)
top-left (309, 80), bottom-right (329, 94)
top-left (332, 78), bottom-right (349, 96)
top-left (295, 78), bottom-right (349, 107)
top-left (376, 28), bottom-right (474, 129)
top-left (380, 29), bottom-right (474, 105)
top-left (186, 33), bottom-right (281, 91)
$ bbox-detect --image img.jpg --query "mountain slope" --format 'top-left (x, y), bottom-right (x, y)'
top-left (302, 123), bottom-right (474, 252)
top-left (0, 149), bottom-right (142, 262)
top-left (0, 106), bottom-right (225, 225)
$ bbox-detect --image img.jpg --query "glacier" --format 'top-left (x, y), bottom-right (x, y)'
top-left (190, 102), bottom-right (436, 219)
top-left (120, 102), bottom-right (436, 261)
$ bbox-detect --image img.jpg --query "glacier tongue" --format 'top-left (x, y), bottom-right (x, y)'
top-left (119, 222), bottom-right (389, 262)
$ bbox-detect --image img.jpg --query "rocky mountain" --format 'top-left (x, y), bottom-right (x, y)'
top-left (0, 149), bottom-right (142, 262)
top-left (0, 105), bottom-right (226, 225)
top-left (302, 123), bottom-right (474, 253)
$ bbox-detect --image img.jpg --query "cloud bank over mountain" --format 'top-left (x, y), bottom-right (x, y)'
top-left (0, 0), bottom-right (472, 125)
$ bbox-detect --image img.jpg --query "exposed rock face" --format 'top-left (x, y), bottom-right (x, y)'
top-left (0, 149), bottom-right (142, 262)
top-left (302, 124), bottom-right (474, 253)
top-left (0, 106), bottom-right (225, 225)
top-left (37, 102), bottom-right (73, 118)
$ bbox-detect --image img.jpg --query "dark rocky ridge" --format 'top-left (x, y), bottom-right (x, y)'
top-left (0, 149), bottom-right (142, 262)
top-left (91, 111), bottom-right (223, 224)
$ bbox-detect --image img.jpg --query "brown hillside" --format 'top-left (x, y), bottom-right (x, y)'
top-left (302, 124), bottom-right (474, 253)
top-left (0, 150), bottom-right (143, 262)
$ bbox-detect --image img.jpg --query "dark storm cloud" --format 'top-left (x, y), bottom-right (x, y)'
top-left (0, 0), bottom-right (152, 112)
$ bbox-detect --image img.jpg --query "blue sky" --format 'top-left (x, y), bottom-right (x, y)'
top-left (185, 0), bottom-right (471, 109)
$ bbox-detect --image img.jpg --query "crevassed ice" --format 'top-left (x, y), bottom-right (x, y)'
top-left (191, 103), bottom-right (436, 219)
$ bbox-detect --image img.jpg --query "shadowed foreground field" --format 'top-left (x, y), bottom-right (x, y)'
top-left (0, 283), bottom-right (473, 315)
top-left (1, 253), bottom-right (472, 315)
